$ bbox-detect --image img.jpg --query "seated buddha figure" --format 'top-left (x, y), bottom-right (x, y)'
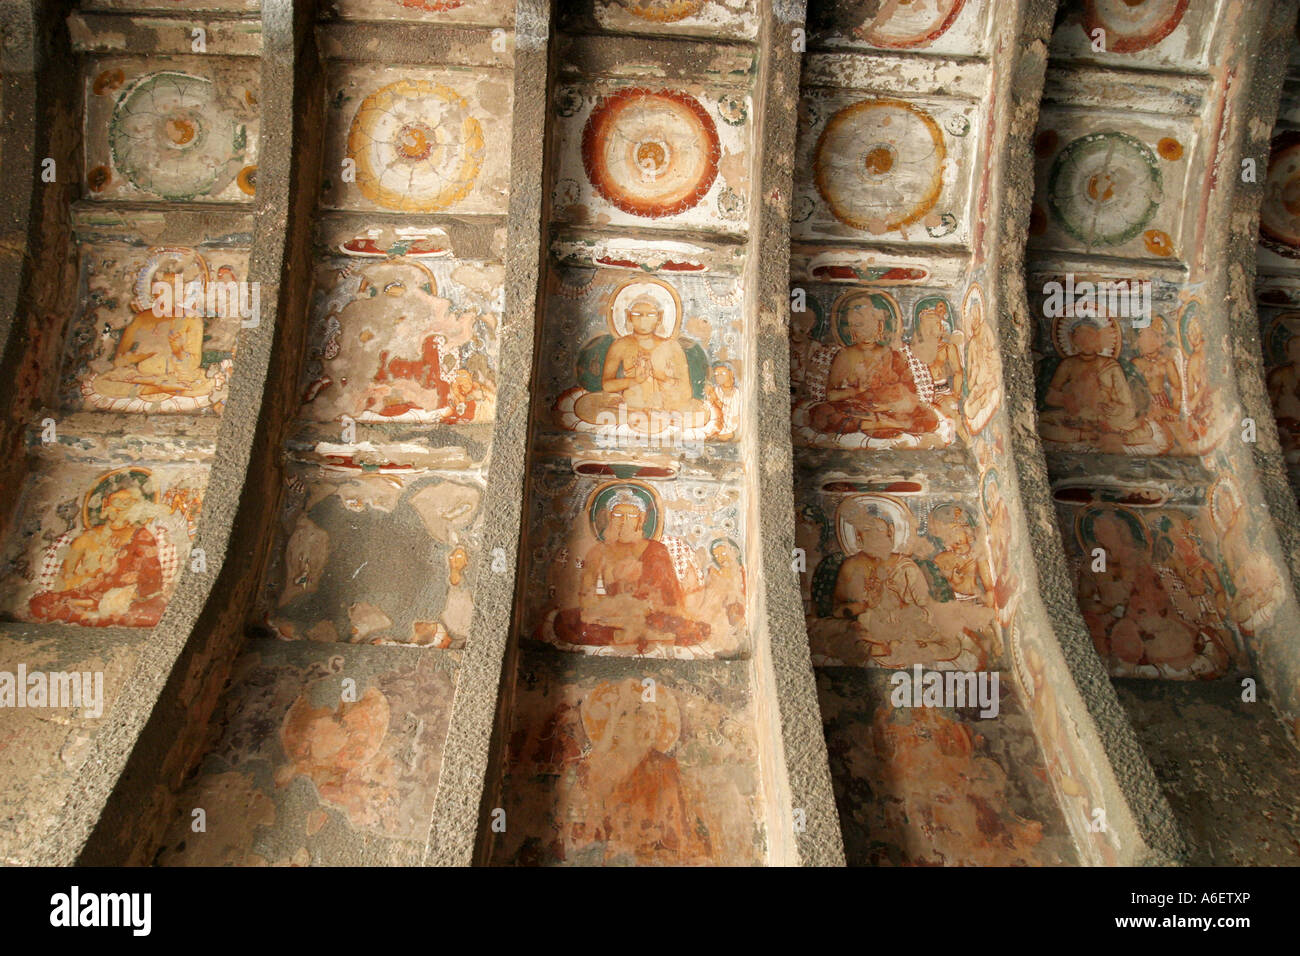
top-left (868, 706), bottom-right (1047, 864)
top-left (1077, 508), bottom-right (1201, 675)
top-left (565, 680), bottom-right (715, 865)
top-left (550, 491), bottom-right (708, 654)
top-left (571, 296), bottom-right (710, 436)
top-left (829, 500), bottom-right (963, 668)
top-left (1039, 322), bottom-right (1147, 451)
top-left (809, 291), bottom-right (941, 440)
top-left (88, 269), bottom-right (216, 404)
top-left (27, 474), bottom-right (168, 627)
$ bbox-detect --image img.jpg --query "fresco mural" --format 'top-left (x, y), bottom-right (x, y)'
top-left (84, 59), bottom-right (260, 203)
top-left (790, 286), bottom-right (961, 449)
top-left (1015, 0), bottom-right (1300, 865)
top-left (1052, 486), bottom-right (1241, 680)
top-left (323, 65), bottom-right (512, 216)
top-left (1049, 0), bottom-right (1227, 73)
top-left (978, 466), bottom-right (1019, 622)
top-left (798, 486), bottom-right (997, 670)
top-left (157, 645), bottom-right (455, 866)
top-left (0, 463), bottom-right (205, 628)
top-left (1030, 113), bottom-right (1196, 263)
top-left (543, 268), bottom-right (742, 443)
top-left (475, 2), bottom-right (771, 870)
top-left (60, 244), bottom-right (247, 415)
top-left (4, 0), bottom-right (1293, 875)
top-left (1032, 279), bottom-right (1220, 455)
top-left (817, 668), bottom-right (1074, 866)
top-left (522, 465), bottom-right (746, 659)
top-left (1206, 474), bottom-right (1285, 638)
top-left (299, 257), bottom-right (499, 425)
top-left (779, 4), bottom-right (1093, 871)
top-left (1008, 608), bottom-right (1123, 865)
top-left (257, 463), bottom-right (482, 648)
top-left (960, 282), bottom-right (1000, 436)
top-left (490, 657), bottom-right (765, 866)
top-left (551, 81), bottom-right (751, 234)
top-left (793, 92), bottom-right (977, 246)
top-left (788, 276), bottom-right (1000, 447)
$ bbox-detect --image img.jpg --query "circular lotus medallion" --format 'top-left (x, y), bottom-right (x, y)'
top-left (109, 71), bottom-right (248, 200)
top-left (581, 87), bottom-right (721, 218)
top-left (1081, 0), bottom-right (1189, 54)
top-left (1047, 131), bottom-right (1161, 247)
top-left (813, 98), bottom-right (946, 232)
top-left (347, 79), bottom-right (485, 213)
top-left (857, 0), bottom-right (966, 49)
